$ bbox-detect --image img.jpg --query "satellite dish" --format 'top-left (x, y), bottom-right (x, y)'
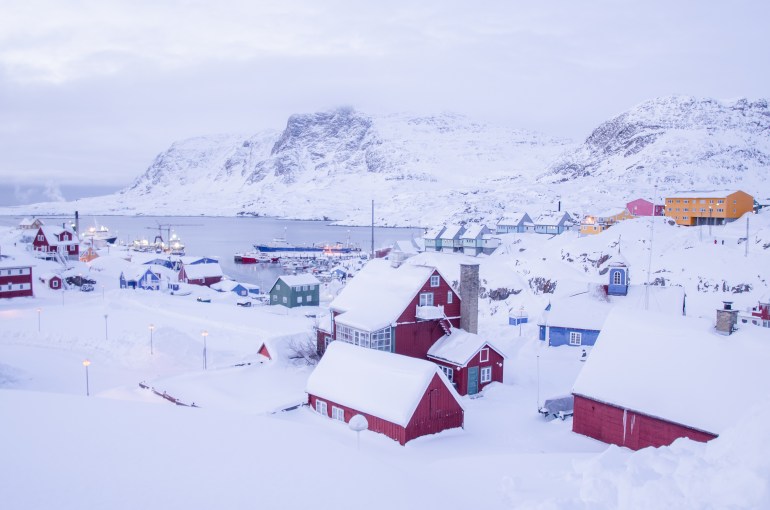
top-left (349, 414), bottom-right (368, 432)
top-left (349, 414), bottom-right (368, 449)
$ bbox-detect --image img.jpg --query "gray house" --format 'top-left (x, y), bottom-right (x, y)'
top-left (460, 224), bottom-right (490, 256)
top-left (423, 226), bottom-right (446, 252)
top-left (496, 213), bottom-right (533, 234)
top-left (269, 274), bottom-right (321, 308)
top-left (438, 224), bottom-right (466, 253)
top-left (533, 212), bottom-right (574, 235)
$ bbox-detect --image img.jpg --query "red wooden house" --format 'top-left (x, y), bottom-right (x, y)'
top-left (316, 258), bottom-right (461, 359)
top-left (0, 265), bottom-right (33, 298)
top-left (178, 261), bottom-right (223, 287)
top-left (39, 273), bottom-right (63, 290)
top-left (32, 226), bottom-right (79, 260)
top-left (306, 342), bottom-right (464, 445)
top-left (572, 308), bottom-right (769, 450)
top-left (427, 329), bottom-right (505, 396)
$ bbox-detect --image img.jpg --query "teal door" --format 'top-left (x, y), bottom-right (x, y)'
top-left (467, 366), bottom-right (479, 395)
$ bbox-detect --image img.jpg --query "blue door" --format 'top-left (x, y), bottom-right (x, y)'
top-left (467, 366), bottom-right (479, 395)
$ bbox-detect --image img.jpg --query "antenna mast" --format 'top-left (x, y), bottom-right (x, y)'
top-left (645, 184), bottom-right (657, 310)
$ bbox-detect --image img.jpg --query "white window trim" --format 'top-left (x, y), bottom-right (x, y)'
top-left (569, 331), bottom-right (582, 346)
top-left (331, 406), bottom-right (344, 421)
top-left (430, 275), bottom-right (440, 287)
top-left (315, 399), bottom-right (327, 416)
top-left (419, 292), bottom-right (434, 306)
top-left (479, 347), bottom-right (489, 363)
top-left (439, 365), bottom-right (454, 382)
top-left (480, 366), bottom-right (492, 383)
top-left (447, 291), bottom-right (453, 304)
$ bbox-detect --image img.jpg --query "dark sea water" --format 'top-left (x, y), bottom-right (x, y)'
top-left (0, 214), bottom-right (423, 287)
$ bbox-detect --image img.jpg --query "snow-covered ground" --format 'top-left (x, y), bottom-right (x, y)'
top-left (1, 211), bottom-right (769, 509)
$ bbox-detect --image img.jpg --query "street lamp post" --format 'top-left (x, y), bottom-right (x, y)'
top-left (149, 324), bottom-right (155, 355)
top-left (104, 314), bottom-right (108, 341)
top-left (82, 359), bottom-right (91, 396)
top-left (201, 330), bottom-right (208, 370)
top-left (709, 206), bottom-right (713, 237)
top-left (36, 308), bottom-right (41, 332)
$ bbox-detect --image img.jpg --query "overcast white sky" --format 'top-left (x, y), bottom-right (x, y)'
top-left (1, 0), bottom-right (768, 189)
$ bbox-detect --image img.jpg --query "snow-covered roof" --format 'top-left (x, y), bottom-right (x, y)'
top-left (439, 224), bottom-right (465, 240)
top-left (572, 308), bottom-right (770, 434)
top-left (305, 342), bottom-right (461, 427)
top-left (181, 262), bottom-right (223, 279)
top-left (534, 212), bottom-right (572, 225)
top-left (330, 259), bottom-right (437, 331)
top-left (277, 274), bottom-right (320, 287)
top-left (180, 256), bottom-right (218, 265)
top-left (210, 280), bottom-right (245, 292)
top-left (428, 329), bottom-right (503, 365)
top-left (460, 224), bottom-right (486, 240)
top-left (540, 284), bottom-right (685, 329)
top-left (392, 239), bottom-right (421, 254)
top-left (667, 190), bottom-right (749, 199)
top-left (39, 226), bottom-right (75, 245)
top-left (497, 213), bottom-right (529, 226)
top-left (423, 227), bottom-right (445, 240)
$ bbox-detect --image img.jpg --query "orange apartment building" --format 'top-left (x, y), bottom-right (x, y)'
top-left (664, 190), bottom-right (754, 226)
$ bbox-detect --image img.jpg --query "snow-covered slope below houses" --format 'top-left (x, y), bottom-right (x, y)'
top-left (3, 96), bottom-right (769, 225)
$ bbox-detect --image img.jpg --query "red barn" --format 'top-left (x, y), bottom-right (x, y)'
top-left (427, 330), bottom-right (505, 396)
top-left (0, 265), bottom-right (34, 298)
top-left (32, 226), bottom-right (79, 260)
top-left (306, 342), bottom-right (464, 445)
top-left (317, 259), bottom-right (461, 359)
top-left (572, 308), bottom-right (769, 450)
top-left (178, 261), bottom-right (223, 287)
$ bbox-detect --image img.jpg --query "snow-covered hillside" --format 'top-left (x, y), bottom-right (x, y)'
top-left (2, 96), bottom-right (769, 225)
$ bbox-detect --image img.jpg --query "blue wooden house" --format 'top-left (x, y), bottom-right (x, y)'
top-left (533, 212), bottom-right (574, 235)
top-left (460, 225), bottom-right (490, 256)
top-left (423, 227), bottom-right (446, 252)
top-left (496, 213), bottom-right (533, 234)
top-left (439, 224), bottom-right (466, 253)
top-left (120, 268), bottom-right (161, 291)
top-left (538, 262), bottom-right (684, 347)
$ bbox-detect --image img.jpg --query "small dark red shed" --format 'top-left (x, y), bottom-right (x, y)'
top-left (306, 342), bottom-right (464, 445)
top-left (427, 329), bottom-right (505, 396)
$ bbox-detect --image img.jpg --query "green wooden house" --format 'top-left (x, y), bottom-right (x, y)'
top-left (269, 274), bottom-right (321, 308)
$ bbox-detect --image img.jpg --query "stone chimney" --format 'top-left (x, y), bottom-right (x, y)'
top-left (715, 301), bottom-right (738, 336)
top-left (460, 263), bottom-right (479, 334)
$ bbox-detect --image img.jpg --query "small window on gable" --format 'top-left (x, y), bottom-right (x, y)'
top-left (430, 275), bottom-right (440, 287)
top-left (447, 291), bottom-right (453, 304)
top-left (276, 283), bottom-right (280, 290)
top-left (480, 347), bottom-right (489, 363)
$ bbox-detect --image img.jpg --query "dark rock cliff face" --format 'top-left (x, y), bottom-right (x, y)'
top-left (246, 108), bottom-right (387, 184)
top-left (541, 96), bottom-right (770, 185)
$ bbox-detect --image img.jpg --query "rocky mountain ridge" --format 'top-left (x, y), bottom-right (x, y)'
top-left (5, 96), bottom-right (769, 226)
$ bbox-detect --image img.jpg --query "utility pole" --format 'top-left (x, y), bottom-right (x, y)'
top-left (370, 200), bottom-right (374, 259)
top-left (745, 216), bottom-right (749, 258)
top-left (645, 184), bottom-right (657, 311)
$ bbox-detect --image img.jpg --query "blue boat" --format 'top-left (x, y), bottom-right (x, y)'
top-left (253, 239), bottom-right (359, 254)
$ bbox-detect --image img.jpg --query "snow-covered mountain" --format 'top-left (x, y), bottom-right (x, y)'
top-left (4, 97), bottom-right (769, 225)
top-left (540, 96), bottom-right (770, 192)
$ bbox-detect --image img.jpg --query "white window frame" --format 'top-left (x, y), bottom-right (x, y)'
top-left (297, 295), bottom-right (303, 303)
top-left (282, 296), bottom-right (287, 304)
top-left (447, 291), bottom-right (453, 304)
top-left (430, 275), bottom-right (440, 287)
top-left (569, 331), bottom-right (582, 346)
top-left (419, 292), bottom-right (434, 306)
top-left (438, 365), bottom-right (454, 382)
top-left (315, 399), bottom-right (327, 416)
top-left (479, 347), bottom-right (489, 362)
top-left (480, 366), bottom-right (492, 383)
top-left (331, 406), bottom-right (344, 421)
top-left (613, 271), bottom-right (622, 285)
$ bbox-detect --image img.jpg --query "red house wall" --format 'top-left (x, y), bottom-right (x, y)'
top-left (308, 373), bottom-right (464, 445)
top-left (0, 267), bottom-right (34, 299)
top-left (572, 395), bottom-right (717, 450)
top-left (404, 373), bottom-right (464, 443)
top-left (437, 345), bottom-right (504, 396)
top-left (258, 343), bottom-right (271, 360)
top-left (393, 271), bottom-right (461, 359)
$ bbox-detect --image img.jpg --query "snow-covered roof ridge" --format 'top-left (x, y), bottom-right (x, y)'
top-left (572, 308), bottom-right (770, 435)
top-left (329, 259), bottom-right (440, 330)
top-left (306, 342), bottom-right (462, 426)
top-left (278, 274), bottom-right (320, 287)
top-left (181, 262), bottom-right (223, 279)
top-left (428, 329), bottom-right (504, 365)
